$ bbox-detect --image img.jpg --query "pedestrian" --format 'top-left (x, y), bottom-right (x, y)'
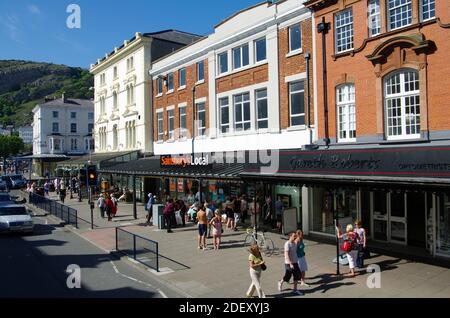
top-left (275, 196), bottom-right (284, 233)
top-left (163, 199), bottom-right (175, 233)
top-left (246, 244), bottom-right (266, 298)
top-left (233, 196), bottom-right (241, 231)
top-left (188, 203), bottom-right (198, 223)
top-left (354, 220), bottom-right (367, 268)
top-left (105, 195), bottom-right (113, 221)
top-left (59, 181), bottom-right (67, 204)
top-left (110, 194), bottom-right (118, 218)
top-left (249, 197), bottom-right (261, 230)
top-left (278, 232), bottom-right (303, 296)
top-left (209, 210), bottom-right (223, 250)
top-left (196, 204), bottom-right (208, 250)
top-left (241, 194), bottom-right (249, 224)
top-left (43, 181), bottom-right (50, 197)
top-left (295, 230), bottom-right (310, 287)
top-left (97, 194), bottom-right (105, 218)
top-left (146, 193), bottom-right (154, 224)
top-left (336, 224), bottom-right (359, 277)
top-left (178, 199), bottom-right (187, 227)
top-left (225, 198), bottom-right (234, 230)
top-left (205, 202), bottom-right (214, 238)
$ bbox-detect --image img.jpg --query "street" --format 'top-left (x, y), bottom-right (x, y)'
top-left (0, 212), bottom-right (183, 298)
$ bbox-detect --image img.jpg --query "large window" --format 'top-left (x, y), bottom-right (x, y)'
top-left (197, 61), bottom-right (205, 82)
top-left (388, 0), bottom-right (412, 30)
top-left (88, 112), bottom-right (94, 120)
top-left (233, 44), bottom-right (249, 70)
top-left (100, 97), bottom-right (105, 115)
top-left (52, 123), bottom-right (59, 133)
top-left (421, 0), bottom-right (435, 21)
top-left (368, 0), bottom-right (381, 37)
top-left (179, 68), bottom-right (186, 88)
top-left (168, 109), bottom-right (175, 140)
top-left (335, 9), bottom-right (354, 53)
top-left (157, 78), bottom-right (163, 95)
top-left (234, 93), bottom-right (251, 132)
top-left (337, 84), bottom-right (356, 142)
top-left (71, 123), bottom-right (77, 134)
top-left (126, 84), bottom-right (135, 105)
top-left (256, 89), bottom-right (268, 130)
top-left (218, 52), bottom-right (228, 74)
top-left (219, 97), bottom-right (230, 134)
top-left (71, 112), bottom-right (76, 119)
top-left (52, 111), bottom-right (59, 119)
top-left (196, 102), bottom-right (206, 136)
top-left (53, 139), bottom-right (61, 151)
top-left (71, 138), bottom-right (78, 151)
top-left (167, 73), bottom-right (174, 92)
top-left (113, 92), bottom-right (118, 111)
top-left (179, 106), bottom-right (187, 138)
top-left (385, 70), bottom-right (420, 140)
top-left (289, 81), bottom-right (305, 127)
top-left (289, 24), bottom-right (302, 52)
top-left (255, 38), bottom-right (267, 62)
top-left (113, 66), bottom-right (118, 79)
top-left (157, 112), bottom-right (163, 141)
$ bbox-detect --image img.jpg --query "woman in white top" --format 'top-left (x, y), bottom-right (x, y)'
top-left (354, 220), bottom-right (367, 268)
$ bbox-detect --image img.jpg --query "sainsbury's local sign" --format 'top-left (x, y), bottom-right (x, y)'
top-left (160, 155), bottom-right (210, 168)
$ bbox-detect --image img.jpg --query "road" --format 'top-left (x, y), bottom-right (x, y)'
top-left (0, 211), bottom-right (183, 298)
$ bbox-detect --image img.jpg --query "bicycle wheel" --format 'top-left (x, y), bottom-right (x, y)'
top-left (244, 234), bottom-right (256, 247)
top-left (259, 237), bottom-right (275, 257)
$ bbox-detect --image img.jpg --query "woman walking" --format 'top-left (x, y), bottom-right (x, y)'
top-left (355, 220), bottom-right (367, 268)
top-left (336, 224), bottom-right (359, 277)
top-left (246, 244), bottom-right (266, 298)
top-left (210, 211), bottom-right (223, 250)
top-left (295, 230), bottom-right (310, 287)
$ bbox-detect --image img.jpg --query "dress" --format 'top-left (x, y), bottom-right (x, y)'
top-left (212, 219), bottom-right (222, 237)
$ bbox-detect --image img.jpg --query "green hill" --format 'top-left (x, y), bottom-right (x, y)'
top-left (0, 60), bottom-right (94, 126)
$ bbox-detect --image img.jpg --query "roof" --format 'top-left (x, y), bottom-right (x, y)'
top-left (63, 151), bottom-right (138, 166)
top-left (144, 30), bottom-right (203, 45)
top-left (214, 1), bottom-right (271, 29)
top-left (99, 157), bottom-right (251, 181)
top-left (38, 98), bottom-right (94, 108)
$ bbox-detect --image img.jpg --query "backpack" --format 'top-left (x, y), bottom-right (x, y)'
top-left (341, 232), bottom-right (357, 253)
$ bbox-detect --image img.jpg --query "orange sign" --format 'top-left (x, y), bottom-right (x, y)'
top-left (170, 179), bottom-right (176, 192)
top-left (178, 179), bottom-right (184, 193)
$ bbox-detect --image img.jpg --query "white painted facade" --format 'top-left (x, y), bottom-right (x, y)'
top-left (91, 33), bottom-right (152, 154)
top-left (32, 98), bottom-right (94, 156)
top-left (150, 0), bottom-right (315, 156)
top-left (17, 126), bottom-right (33, 144)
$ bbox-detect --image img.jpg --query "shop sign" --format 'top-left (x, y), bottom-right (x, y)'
top-left (178, 179), bottom-right (184, 193)
top-left (160, 155), bottom-right (210, 167)
top-left (170, 179), bottom-right (176, 192)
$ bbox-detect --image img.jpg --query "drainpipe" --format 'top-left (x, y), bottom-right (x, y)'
top-left (317, 17), bottom-right (331, 148)
top-left (305, 52), bottom-right (312, 145)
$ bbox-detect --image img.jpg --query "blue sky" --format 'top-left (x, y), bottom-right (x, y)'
top-left (0, 0), bottom-right (261, 68)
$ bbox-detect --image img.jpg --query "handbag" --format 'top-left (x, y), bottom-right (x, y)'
top-left (261, 263), bottom-right (267, 271)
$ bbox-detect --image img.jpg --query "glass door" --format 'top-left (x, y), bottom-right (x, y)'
top-left (437, 194), bottom-right (450, 256)
top-left (389, 192), bottom-right (407, 244)
top-left (372, 191), bottom-right (388, 241)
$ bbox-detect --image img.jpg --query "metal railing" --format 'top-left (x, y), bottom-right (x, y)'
top-left (28, 192), bottom-right (80, 228)
top-left (116, 227), bottom-right (159, 272)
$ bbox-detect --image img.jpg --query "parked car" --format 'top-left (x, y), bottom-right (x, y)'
top-left (0, 204), bottom-right (34, 234)
top-left (0, 193), bottom-right (13, 205)
top-left (8, 175), bottom-right (27, 189)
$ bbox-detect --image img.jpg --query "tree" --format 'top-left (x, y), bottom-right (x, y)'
top-left (0, 135), bottom-right (24, 174)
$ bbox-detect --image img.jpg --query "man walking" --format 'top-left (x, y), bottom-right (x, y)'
top-left (196, 204), bottom-right (208, 250)
top-left (163, 199), bottom-right (175, 233)
top-left (97, 194), bottom-right (105, 218)
top-left (278, 232), bottom-right (304, 296)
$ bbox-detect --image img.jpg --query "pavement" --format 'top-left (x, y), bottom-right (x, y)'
top-left (18, 191), bottom-right (450, 298)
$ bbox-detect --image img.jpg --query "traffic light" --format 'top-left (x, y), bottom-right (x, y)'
top-left (87, 165), bottom-right (97, 186)
top-left (79, 168), bottom-right (87, 185)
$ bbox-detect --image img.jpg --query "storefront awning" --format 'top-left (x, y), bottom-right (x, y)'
top-left (99, 157), bottom-right (248, 181)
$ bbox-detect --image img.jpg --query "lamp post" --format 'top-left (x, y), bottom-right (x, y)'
top-left (317, 17), bottom-right (331, 148)
top-left (333, 189), bottom-right (340, 275)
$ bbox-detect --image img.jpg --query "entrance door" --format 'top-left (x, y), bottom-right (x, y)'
top-left (371, 191), bottom-right (407, 244)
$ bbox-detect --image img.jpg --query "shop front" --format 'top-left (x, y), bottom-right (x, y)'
top-left (242, 146), bottom-right (450, 259)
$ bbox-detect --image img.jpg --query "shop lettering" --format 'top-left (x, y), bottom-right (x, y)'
top-left (161, 155), bottom-right (209, 167)
top-left (289, 154), bottom-right (381, 171)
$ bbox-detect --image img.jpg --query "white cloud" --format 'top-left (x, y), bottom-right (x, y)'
top-left (0, 14), bottom-right (22, 43)
top-left (28, 4), bottom-right (41, 15)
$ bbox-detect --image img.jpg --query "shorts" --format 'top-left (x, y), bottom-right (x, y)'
top-left (198, 224), bottom-right (207, 237)
top-left (297, 257), bottom-right (308, 272)
top-left (347, 250), bottom-right (357, 269)
top-left (283, 263), bottom-right (301, 282)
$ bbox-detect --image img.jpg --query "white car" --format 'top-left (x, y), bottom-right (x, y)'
top-left (0, 204), bottom-right (34, 234)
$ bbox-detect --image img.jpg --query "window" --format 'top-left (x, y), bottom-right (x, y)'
top-left (168, 109), bottom-right (175, 140)
top-left (368, 0), bottom-right (381, 37)
top-left (100, 97), bottom-right (106, 116)
top-left (179, 68), bottom-right (186, 88)
top-left (256, 89), bottom-right (268, 130)
top-left (88, 112), bottom-right (94, 120)
top-left (52, 123), bottom-right (59, 133)
top-left (385, 70), bottom-right (420, 140)
top-left (218, 52), bottom-right (228, 74)
top-left (196, 102), bottom-right (206, 136)
top-left (100, 73), bottom-right (106, 86)
top-left (421, 0), bottom-right (435, 21)
top-left (289, 81), bottom-right (305, 127)
top-left (71, 123), bottom-right (77, 134)
top-left (335, 9), bottom-right (354, 53)
top-left (337, 84), bottom-right (356, 142)
top-left (113, 92), bottom-right (118, 111)
top-left (127, 84), bottom-right (135, 105)
top-left (88, 123), bottom-right (94, 134)
top-left (71, 112), bottom-right (76, 119)
top-left (113, 125), bottom-right (118, 150)
top-left (197, 61), bottom-right (205, 82)
top-left (157, 78), bottom-right (163, 95)
top-left (127, 56), bottom-right (134, 72)
top-left (255, 38), bottom-right (267, 62)
top-left (167, 73), bottom-right (174, 92)
top-left (289, 25), bottom-right (302, 52)
top-left (157, 112), bottom-right (163, 141)
top-left (53, 139), bottom-right (61, 151)
top-left (179, 107), bottom-right (187, 138)
top-left (219, 97), bottom-right (230, 134)
top-left (53, 111), bottom-right (59, 119)
top-left (234, 93), bottom-right (251, 132)
top-left (388, 0), bottom-right (412, 30)
top-left (71, 139), bottom-right (78, 151)
top-left (113, 66), bottom-right (118, 79)
top-left (233, 44), bottom-right (249, 70)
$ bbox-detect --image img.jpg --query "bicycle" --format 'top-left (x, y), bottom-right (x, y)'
top-left (244, 227), bottom-right (275, 257)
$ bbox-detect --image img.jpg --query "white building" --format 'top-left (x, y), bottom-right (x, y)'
top-left (90, 30), bottom-right (202, 154)
top-left (17, 126), bottom-right (33, 144)
top-left (32, 95), bottom-right (94, 156)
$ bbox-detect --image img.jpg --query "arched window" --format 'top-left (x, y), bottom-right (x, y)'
top-left (336, 84), bottom-right (356, 142)
top-left (384, 69), bottom-right (420, 140)
top-left (113, 92), bottom-right (118, 111)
